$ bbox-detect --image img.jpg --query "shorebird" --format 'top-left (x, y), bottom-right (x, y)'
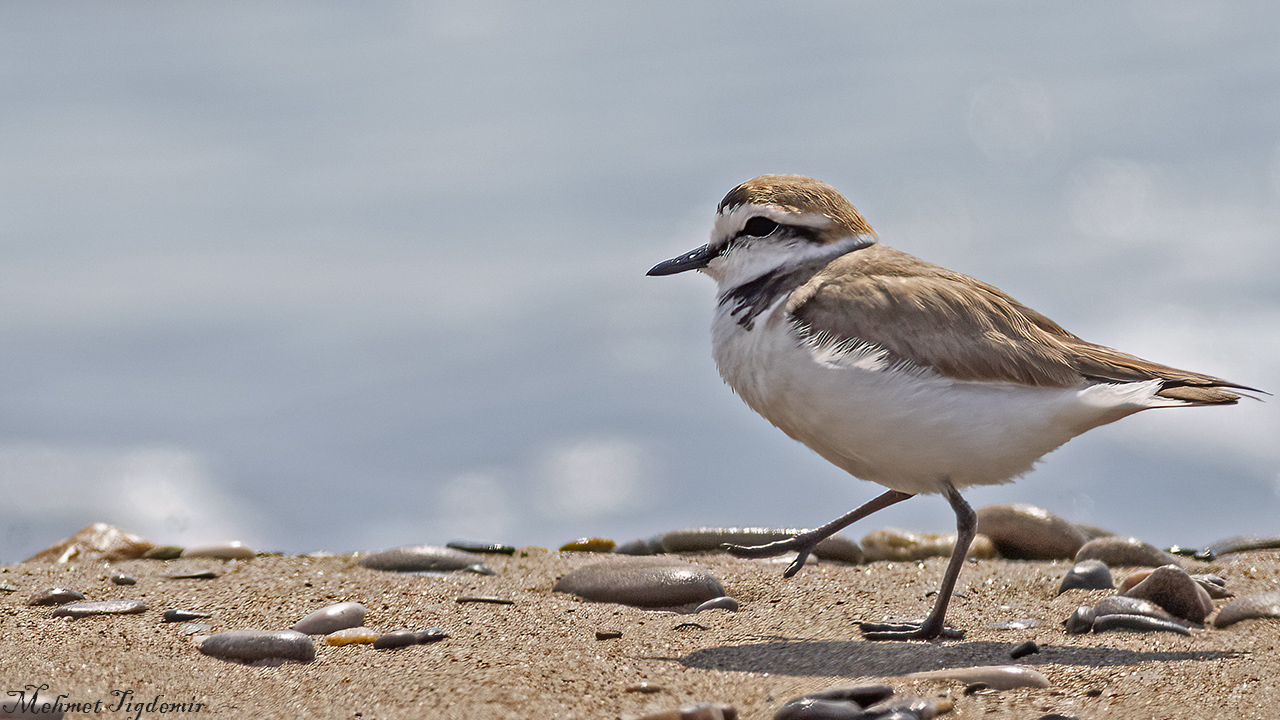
top-left (648, 174), bottom-right (1256, 640)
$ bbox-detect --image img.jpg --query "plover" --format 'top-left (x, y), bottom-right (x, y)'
top-left (648, 174), bottom-right (1257, 640)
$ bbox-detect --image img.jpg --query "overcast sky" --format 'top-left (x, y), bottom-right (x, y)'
top-left (2, 2), bottom-right (1278, 561)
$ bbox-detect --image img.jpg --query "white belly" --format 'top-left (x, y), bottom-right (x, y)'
top-left (711, 303), bottom-right (1162, 496)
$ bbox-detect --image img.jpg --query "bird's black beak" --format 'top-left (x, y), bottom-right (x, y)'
top-left (647, 244), bottom-right (715, 276)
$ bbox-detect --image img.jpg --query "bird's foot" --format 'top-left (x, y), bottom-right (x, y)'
top-left (722, 529), bottom-right (829, 578)
top-left (858, 620), bottom-right (964, 641)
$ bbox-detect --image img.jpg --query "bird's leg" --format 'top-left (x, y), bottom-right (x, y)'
top-left (860, 480), bottom-right (975, 640)
top-left (723, 489), bottom-right (914, 578)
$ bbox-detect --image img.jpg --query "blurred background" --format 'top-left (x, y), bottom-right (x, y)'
top-left (2, 2), bottom-right (1278, 561)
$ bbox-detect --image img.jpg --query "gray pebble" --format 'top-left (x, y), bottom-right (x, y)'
top-left (372, 630), bottom-right (421, 650)
top-left (182, 542), bottom-right (254, 560)
top-left (143, 545), bottom-right (184, 560)
top-left (1122, 565), bottom-right (1212, 623)
top-left (1075, 536), bottom-right (1181, 568)
top-left (976, 503), bottom-right (1088, 560)
top-left (659, 527), bottom-right (864, 564)
top-left (695, 596), bottom-right (740, 613)
top-left (164, 609), bottom-right (212, 622)
top-left (357, 545), bottom-right (489, 573)
top-left (1057, 560), bottom-right (1113, 594)
top-left (52, 600), bottom-right (147, 618)
top-left (291, 601), bottom-right (367, 635)
top-left (1010, 640), bottom-right (1040, 659)
top-left (109, 572), bottom-right (137, 586)
top-left (446, 540), bottom-right (516, 555)
top-left (553, 559), bottom-right (726, 608)
top-left (1214, 591), bottom-right (1280, 628)
top-left (905, 665), bottom-right (1050, 690)
top-left (1093, 595), bottom-right (1185, 624)
top-left (800, 685), bottom-right (894, 707)
top-left (1194, 574), bottom-right (1232, 599)
top-left (774, 698), bottom-right (865, 720)
top-left (180, 622), bottom-right (213, 635)
top-left (1203, 535), bottom-right (1280, 559)
top-left (197, 629), bottom-right (314, 663)
top-left (416, 627), bottom-right (449, 643)
top-left (464, 563), bottom-right (496, 575)
top-left (27, 588), bottom-right (85, 606)
top-left (1063, 606), bottom-right (1096, 634)
top-left (1092, 614), bottom-right (1192, 635)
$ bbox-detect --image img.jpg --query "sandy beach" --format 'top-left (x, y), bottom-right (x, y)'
top-left (3, 534), bottom-right (1280, 720)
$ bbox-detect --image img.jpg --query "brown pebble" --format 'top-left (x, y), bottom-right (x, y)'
top-left (1122, 564), bottom-right (1213, 623)
top-left (1075, 536), bottom-right (1181, 568)
top-left (595, 630), bottom-right (622, 640)
top-left (559, 537), bottom-right (617, 552)
top-left (553, 559), bottom-right (726, 608)
top-left (976, 503), bottom-right (1088, 560)
top-left (1213, 591), bottom-right (1280, 628)
top-left (625, 682), bottom-right (664, 694)
top-left (455, 595), bottom-right (514, 605)
top-left (52, 600), bottom-right (148, 618)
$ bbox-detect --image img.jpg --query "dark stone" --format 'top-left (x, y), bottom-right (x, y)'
top-left (163, 609), bottom-right (212, 622)
top-left (446, 540), bottom-right (516, 555)
top-left (358, 545), bottom-right (489, 573)
top-left (198, 629), bottom-right (314, 663)
top-left (51, 600), bottom-right (147, 618)
top-left (1057, 560), bottom-right (1113, 594)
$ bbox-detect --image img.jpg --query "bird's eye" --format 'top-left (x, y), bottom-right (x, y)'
top-left (741, 216), bottom-right (779, 237)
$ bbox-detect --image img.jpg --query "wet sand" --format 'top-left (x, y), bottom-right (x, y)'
top-left (3, 547), bottom-right (1279, 719)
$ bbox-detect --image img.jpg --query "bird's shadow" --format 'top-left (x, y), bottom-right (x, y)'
top-left (669, 636), bottom-right (1242, 678)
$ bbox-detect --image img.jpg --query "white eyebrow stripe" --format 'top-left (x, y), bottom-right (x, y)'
top-left (712, 203), bottom-right (835, 246)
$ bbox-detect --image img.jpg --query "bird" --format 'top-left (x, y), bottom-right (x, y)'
top-left (647, 174), bottom-right (1258, 640)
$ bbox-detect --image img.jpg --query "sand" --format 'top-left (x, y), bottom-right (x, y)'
top-left (3, 546), bottom-right (1280, 719)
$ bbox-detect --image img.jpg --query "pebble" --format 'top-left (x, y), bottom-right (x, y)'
top-left (27, 588), bottom-right (85, 606)
top-left (1063, 606), bottom-right (1096, 634)
top-left (372, 628), bottom-right (449, 650)
top-left (182, 542), bottom-right (255, 560)
top-left (596, 630), bottom-right (623, 640)
top-left (559, 537), bottom-right (617, 552)
top-left (615, 536), bottom-right (666, 556)
top-left (357, 545), bottom-right (490, 573)
top-left (658, 527), bottom-right (864, 564)
top-left (636, 703), bottom-right (737, 720)
top-left (291, 601), bottom-right (368, 635)
top-left (905, 665), bottom-right (1050, 690)
top-left (694, 596), bottom-right (740, 613)
top-left (446, 540), bottom-right (517, 555)
top-left (165, 569), bottom-right (219, 580)
top-left (179, 623), bottom-right (213, 635)
top-left (988, 618), bottom-right (1038, 630)
top-left (465, 563), bottom-right (496, 575)
top-left (1214, 591), bottom-right (1280, 629)
top-left (22, 522), bottom-right (155, 563)
top-left (143, 546), bottom-right (185, 560)
top-left (163, 609), bottom-right (212, 622)
top-left (1057, 560), bottom-right (1114, 594)
top-left (51, 600), bottom-right (148, 618)
top-left (625, 682), bottom-right (664, 694)
top-left (860, 528), bottom-right (996, 562)
top-left (1092, 614), bottom-right (1192, 635)
top-left (1194, 574), bottom-right (1232, 599)
top-left (324, 627), bottom-right (379, 646)
top-left (775, 684), bottom-right (894, 720)
top-left (456, 595), bottom-right (514, 605)
top-left (553, 559), bottom-right (726, 608)
top-left (1121, 565), bottom-right (1213, 623)
top-left (1094, 595), bottom-right (1185, 624)
top-left (109, 571), bottom-right (137, 586)
top-left (976, 504), bottom-right (1088, 560)
top-left (1009, 640), bottom-right (1040, 659)
top-left (1075, 537), bottom-right (1181, 568)
top-left (197, 629), bottom-right (315, 663)
top-left (1202, 535), bottom-right (1280, 559)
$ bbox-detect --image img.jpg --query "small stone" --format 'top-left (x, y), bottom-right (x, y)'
top-left (372, 630), bottom-right (419, 650)
top-left (559, 537), bottom-right (617, 552)
top-left (860, 528), bottom-right (996, 562)
top-left (163, 609), bottom-right (212, 622)
top-left (798, 684), bottom-right (894, 707)
top-left (165, 569), bottom-right (219, 580)
top-left (863, 695), bottom-right (949, 718)
top-left (143, 545), bottom-right (184, 560)
top-left (1214, 591), bottom-right (1280, 629)
top-left (625, 682), bottom-right (664, 694)
top-left (695, 596), bottom-right (739, 613)
top-left (1202, 535), bottom-right (1280, 559)
top-left (27, 588), bottom-right (85, 606)
top-left (23, 523), bottom-right (154, 563)
top-left (325, 627), bottom-right (379, 646)
top-left (109, 571), bottom-right (137, 586)
top-left (774, 698), bottom-right (865, 719)
top-left (1093, 595), bottom-right (1185, 624)
top-left (182, 542), bottom-right (255, 560)
top-left (291, 601), bottom-right (368, 635)
top-left (1063, 606), bottom-right (1096, 634)
top-left (464, 564), bottom-right (496, 575)
top-left (1009, 640), bottom-right (1040, 659)
top-left (976, 504), bottom-right (1088, 560)
top-left (596, 630), bottom-right (623, 640)
top-left (905, 665), bottom-right (1051, 690)
top-left (179, 623), bottom-right (213, 635)
top-left (51, 600), bottom-right (148, 618)
top-left (416, 627), bottom-right (449, 643)
top-left (446, 540), bottom-right (517, 555)
top-left (1092, 614), bottom-right (1191, 635)
top-left (456, 595), bottom-right (514, 605)
top-left (659, 527), bottom-right (864, 564)
top-left (357, 545), bottom-right (488, 573)
top-left (1193, 574), bottom-right (1232, 599)
top-left (1122, 565), bottom-right (1213, 623)
top-left (988, 618), bottom-right (1038, 630)
top-left (1057, 560), bottom-right (1113, 594)
top-left (553, 559), bottom-right (726, 608)
top-left (1075, 537), bottom-right (1181, 568)
top-left (198, 629), bottom-right (314, 663)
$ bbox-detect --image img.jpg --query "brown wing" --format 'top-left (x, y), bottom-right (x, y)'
top-left (787, 245), bottom-right (1251, 404)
